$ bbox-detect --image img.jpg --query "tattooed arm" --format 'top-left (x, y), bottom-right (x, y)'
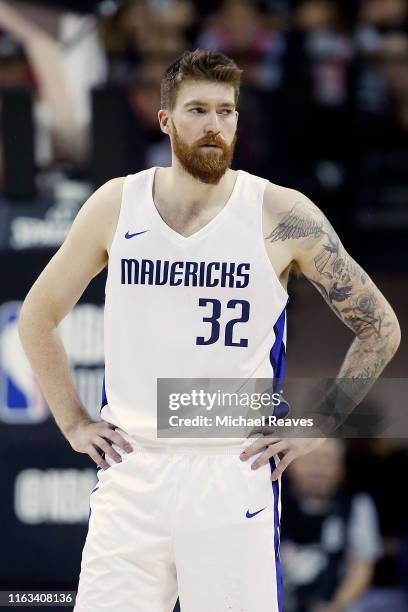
top-left (266, 191), bottom-right (401, 432)
top-left (242, 188), bottom-right (401, 480)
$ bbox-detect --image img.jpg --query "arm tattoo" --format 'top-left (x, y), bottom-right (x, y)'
top-left (266, 198), bottom-right (400, 434)
top-left (266, 203), bottom-right (324, 241)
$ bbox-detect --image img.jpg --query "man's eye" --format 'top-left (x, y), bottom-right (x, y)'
top-left (220, 109), bottom-right (232, 115)
top-left (191, 108), bottom-right (204, 113)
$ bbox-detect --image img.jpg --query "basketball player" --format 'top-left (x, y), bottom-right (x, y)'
top-left (18, 49), bottom-right (400, 611)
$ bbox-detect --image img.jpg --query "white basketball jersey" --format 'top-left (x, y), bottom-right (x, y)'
top-left (101, 167), bottom-right (289, 447)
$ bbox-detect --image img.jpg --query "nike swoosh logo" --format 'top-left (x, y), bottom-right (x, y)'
top-left (246, 507), bottom-right (267, 519)
top-left (125, 230), bottom-right (150, 239)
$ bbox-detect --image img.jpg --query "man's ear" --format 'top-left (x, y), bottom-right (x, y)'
top-left (158, 109), bottom-right (171, 135)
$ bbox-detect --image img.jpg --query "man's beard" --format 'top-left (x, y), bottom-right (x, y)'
top-left (171, 123), bottom-right (237, 185)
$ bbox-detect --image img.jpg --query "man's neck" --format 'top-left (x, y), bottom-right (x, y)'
top-left (154, 162), bottom-right (236, 212)
top-left (151, 162), bottom-right (238, 238)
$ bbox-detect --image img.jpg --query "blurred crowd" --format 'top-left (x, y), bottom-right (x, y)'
top-left (0, 0), bottom-right (407, 218)
top-left (280, 438), bottom-right (408, 612)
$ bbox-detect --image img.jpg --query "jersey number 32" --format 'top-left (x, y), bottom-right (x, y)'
top-left (196, 299), bottom-right (250, 348)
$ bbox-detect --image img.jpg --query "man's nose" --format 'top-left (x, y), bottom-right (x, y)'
top-left (204, 111), bottom-right (220, 134)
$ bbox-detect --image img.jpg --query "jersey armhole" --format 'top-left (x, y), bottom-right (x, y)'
top-left (104, 174), bottom-right (130, 296)
top-left (107, 175), bottom-right (129, 258)
top-left (259, 180), bottom-right (290, 304)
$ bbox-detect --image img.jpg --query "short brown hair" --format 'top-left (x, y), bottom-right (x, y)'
top-left (160, 49), bottom-right (242, 110)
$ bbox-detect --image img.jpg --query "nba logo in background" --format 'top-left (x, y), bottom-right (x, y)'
top-left (0, 302), bottom-right (49, 424)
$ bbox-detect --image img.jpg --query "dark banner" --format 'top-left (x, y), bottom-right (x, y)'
top-left (0, 248), bottom-right (106, 593)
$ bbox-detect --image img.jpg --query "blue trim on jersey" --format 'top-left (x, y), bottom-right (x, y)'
top-left (270, 299), bottom-right (289, 417)
top-left (88, 466), bottom-right (103, 521)
top-left (100, 373), bottom-right (108, 413)
top-left (269, 301), bottom-right (288, 602)
top-left (270, 301), bottom-right (287, 393)
top-left (269, 457), bottom-right (283, 612)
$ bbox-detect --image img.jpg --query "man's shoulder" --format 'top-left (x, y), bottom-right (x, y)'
top-left (85, 177), bottom-right (126, 220)
top-left (263, 180), bottom-right (319, 218)
top-left (72, 177), bottom-right (127, 255)
top-left (237, 170), bottom-right (302, 211)
top-left (99, 168), bottom-right (152, 196)
top-left (92, 176), bottom-right (126, 199)
top-left (261, 180), bottom-right (326, 276)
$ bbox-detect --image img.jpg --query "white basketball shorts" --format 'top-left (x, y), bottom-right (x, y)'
top-left (74, 431), bottom-right (282, 612)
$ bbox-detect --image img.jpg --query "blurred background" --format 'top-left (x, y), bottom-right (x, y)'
top-left (0, 0), bottom-right (407, 610)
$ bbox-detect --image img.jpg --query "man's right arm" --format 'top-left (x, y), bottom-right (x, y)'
top-left (18, 177), bottom-right (132, 469)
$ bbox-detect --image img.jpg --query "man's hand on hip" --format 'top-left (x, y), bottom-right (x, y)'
top-left (65, 419), bottom-right (133, 470)
top-left (240, 437), bottom-right (326, 480)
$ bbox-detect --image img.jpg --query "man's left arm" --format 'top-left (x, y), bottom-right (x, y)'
top-left (241, 191), bottom-right (401, 477)
top-left (287, 194), bottom-right (401, 428)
